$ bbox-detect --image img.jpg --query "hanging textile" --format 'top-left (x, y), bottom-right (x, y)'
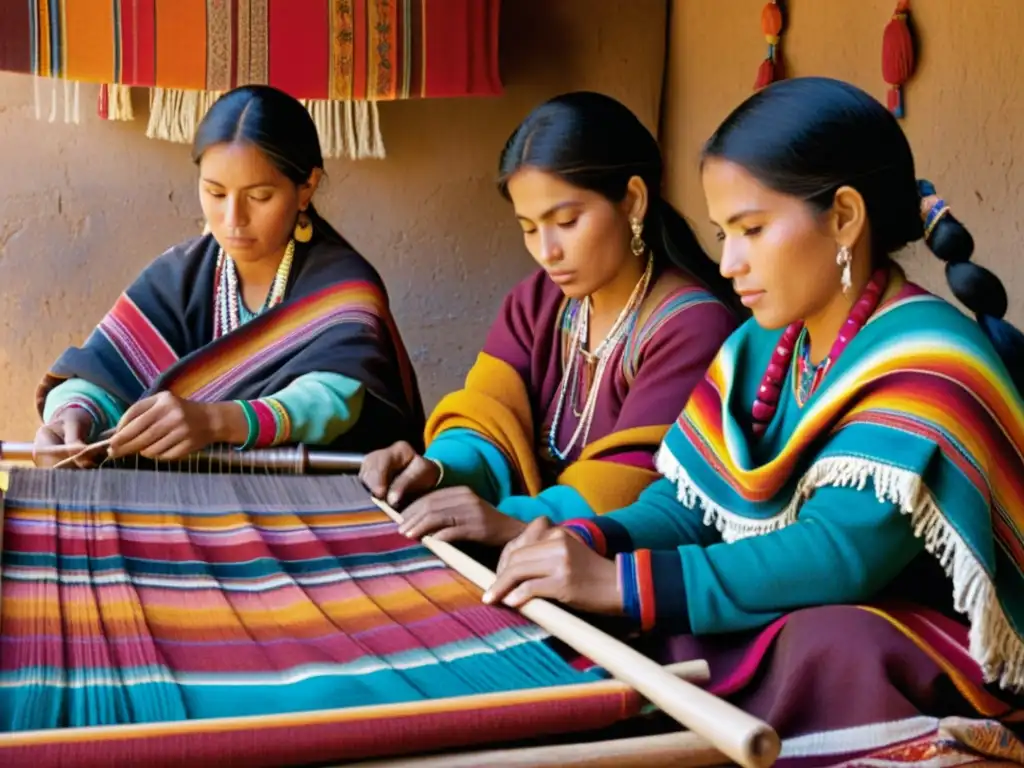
top-left (0, 0), bottom-right (504, 159)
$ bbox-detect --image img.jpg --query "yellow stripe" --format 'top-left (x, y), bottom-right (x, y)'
top-left (857, 606), bottom-right (1008, 716)
top-left (170, 286), bottom-right (385, 399)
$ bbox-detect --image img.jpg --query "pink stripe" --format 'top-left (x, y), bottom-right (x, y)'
top-left (878, 605), bottom-right (985, 684)
top-left (98, 294), bottom-right (179, 385)
top-left (189, 308), bottom-right (381, 401)
top-left (250, 400), bottom-right (280, 447)
top-left (708, 614), bottom-right (791, 696)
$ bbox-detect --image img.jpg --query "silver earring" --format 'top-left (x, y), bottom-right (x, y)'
top-left (630, 218), bottom-right (645, 257)
top-left (836, 245), bottom-right (853, 293)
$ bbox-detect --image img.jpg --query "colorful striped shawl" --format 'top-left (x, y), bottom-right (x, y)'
top-left (657, 275), bottom-right (1024, 692)
top-left (425, 269), bottom-right (736, 514)
top-left (37, 234), bottom-right (425, 452)
top-left (0, 469), bottom-right (656, 766)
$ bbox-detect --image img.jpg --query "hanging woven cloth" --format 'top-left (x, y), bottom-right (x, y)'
top-left (0, 0), bottom-right (503, 160)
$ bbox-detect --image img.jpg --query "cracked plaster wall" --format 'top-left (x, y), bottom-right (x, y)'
top-left (0, 0), bottom-right (667, 438)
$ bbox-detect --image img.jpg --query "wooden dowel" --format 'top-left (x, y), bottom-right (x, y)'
top-left (372, 497), bottom-right (780, 768)
top-left (352, 730), bottom-right (727, 768)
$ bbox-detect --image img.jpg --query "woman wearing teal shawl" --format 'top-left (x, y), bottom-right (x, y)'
top-left (485, 78), bottom-right (1024, 766)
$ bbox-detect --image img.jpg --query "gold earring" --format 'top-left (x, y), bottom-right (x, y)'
top-left (836, 245), bottom-right (853, 293)
top-left (630, 218), bottom-right (645, 257)
top-left (293, 211), bottom-right (313, 243)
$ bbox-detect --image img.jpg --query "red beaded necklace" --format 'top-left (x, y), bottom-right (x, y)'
top-left (751, 267), bottom-right (890, 436)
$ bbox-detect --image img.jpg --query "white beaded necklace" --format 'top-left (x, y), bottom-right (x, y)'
top-left (213, 239), bottom-right (296, 339)
top-left (547, 254), bottom-right (654, 462)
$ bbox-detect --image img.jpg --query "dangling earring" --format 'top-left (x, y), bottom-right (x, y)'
top-left (293, 210), bottom-right (313, 244)
top-left (630, 218), bottom-right (645, 257)
top-left (836, 244), bottom-right (853, 293)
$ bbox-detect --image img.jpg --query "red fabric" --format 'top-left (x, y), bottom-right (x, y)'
top-left (421, 0), bottom-right (502, 98)
top-left (352, 0), bottom-right (367, 100)
top-left (129, 0), bottom-right (157, 86)
top-left (268, 0), bottom-right (330, 100)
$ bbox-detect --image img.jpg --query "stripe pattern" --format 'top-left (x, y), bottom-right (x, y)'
top-left (657, 276), bottom-right (1024, 691)
top-left (0, 469), bottom-right (633, 764)
top-left (0, 0), bottom-right (503, 101)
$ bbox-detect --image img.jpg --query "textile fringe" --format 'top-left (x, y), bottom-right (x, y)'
top-left (106, 84), bottom-right (135, 121)
top-left (145, 87), bottom-right (385, 159)
top-left (655, 448), bottom-right (1024, 691)
top-left (31, 77), bottom-right (80, 124)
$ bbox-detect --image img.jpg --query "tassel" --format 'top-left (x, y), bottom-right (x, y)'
top-left (98, 84), bottom-right (109, 119)
top-left (302, 99), bottom-right (387, 160)
top-left (141, 88), bottom-right (386, 159)
top-left (754, 1), bottom-right (784, 91)
top-left (145, 88), bottom-right (221, 144)
top-left (754, 59), bottom-right (776, 91)
top-left (98, 84), bottom-right (135, 121)
top-left (882, 0), bottom-right (915, 118)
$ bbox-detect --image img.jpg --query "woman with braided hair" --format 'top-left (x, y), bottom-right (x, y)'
top-left (487, 77), bottom-right (1024, 765)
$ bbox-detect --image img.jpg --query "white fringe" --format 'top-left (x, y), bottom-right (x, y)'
top-left (299, 98), bottom-right (386, 160)
top-left (105, 84), bottom-right (134, 121)
top-left (144, 88), bottom-right (385, 160)
top-left (31, 78), bottom-right (80, 125)
top-left (655, 447), bottom-right (1024, 692)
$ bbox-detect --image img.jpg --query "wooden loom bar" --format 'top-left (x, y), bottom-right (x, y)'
top-left (0, 441), bottom-right (365, 473)
top-left (372, 498), bottom-right (782, 768)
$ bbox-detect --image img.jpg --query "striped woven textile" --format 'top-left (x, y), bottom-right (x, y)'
top-left (0, 0), bottom-right (503, 158)
top-left (0, 469), bottom-right (647, 767)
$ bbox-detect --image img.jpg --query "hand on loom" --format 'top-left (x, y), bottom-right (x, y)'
top-left (484, 517), bottom-right (624, 615)
top-left (396, 486), bottom-right (527, 546)
top-left (108, 393), bottom-right (245, 461)
top-left (33, 407), bottom-right (102, 468)
top-left (360, 440), bottom-right (441, 506)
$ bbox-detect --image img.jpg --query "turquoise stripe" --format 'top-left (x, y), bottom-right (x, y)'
top-left (0, 635), bottom-right (598, 729)
top-left (5, 547), bottom-right (433, 578)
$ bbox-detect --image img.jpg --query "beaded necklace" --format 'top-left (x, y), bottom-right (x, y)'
top-left (213, 239), bottom-right (296, 339)
top-left (547, 255), bottom-right (654, 462)
top-left (750, 267), bottom-right (889, 436)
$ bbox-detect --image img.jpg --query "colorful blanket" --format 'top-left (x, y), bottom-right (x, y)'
top-left (657, 271), bottom-right (1024, 692)
top-left (0, 1), bottom-right (503, 158)
top-left (0, 469), bottom-right (655, 767)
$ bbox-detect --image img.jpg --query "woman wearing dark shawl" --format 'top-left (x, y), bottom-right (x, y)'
top-left (34, 86), bottom-right (423, 463)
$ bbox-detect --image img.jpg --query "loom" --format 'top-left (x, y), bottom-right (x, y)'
top-left (0, 442), bottom-right (780, 768)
